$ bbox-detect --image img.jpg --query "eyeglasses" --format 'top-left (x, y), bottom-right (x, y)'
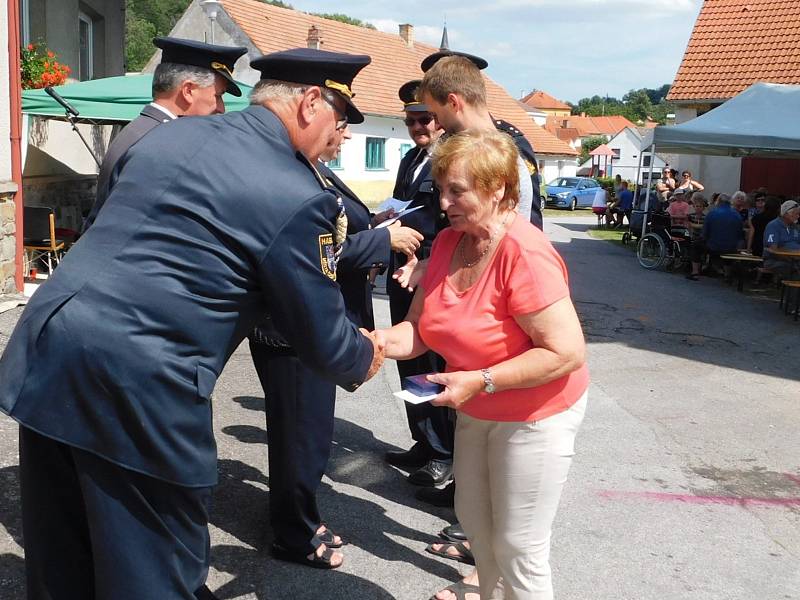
top-left (404, 115), bottom-right (433, 127)
top-left (321, 93), bottom-right (349, 131)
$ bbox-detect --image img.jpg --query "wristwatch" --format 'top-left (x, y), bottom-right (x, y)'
top-left (481, 368), bottom-right (496, 394)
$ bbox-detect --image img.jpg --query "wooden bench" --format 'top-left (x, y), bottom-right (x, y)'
top-left (720, 254), bottom-right (764, 292)
top-left (779, 280), bottom-right (800, 321)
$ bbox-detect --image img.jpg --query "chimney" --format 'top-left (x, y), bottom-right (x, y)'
top-left (580, 112), bottom-right (586, 117)
top-left (307, 25), bottom-right (323, 50)
top-left (399, 24), bottom-right (414, 48)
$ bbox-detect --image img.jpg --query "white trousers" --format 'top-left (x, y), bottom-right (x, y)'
top-left (454, 392), bottom-right (587, 600)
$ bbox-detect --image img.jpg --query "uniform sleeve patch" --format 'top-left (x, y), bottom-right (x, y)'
top-left (524, 159), bottom-right (537, 175)
top-left (319, 233), bottom-right (337, 281)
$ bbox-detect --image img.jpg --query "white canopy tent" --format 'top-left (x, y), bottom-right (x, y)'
top-left (634, 82), bottom-right (800, 236)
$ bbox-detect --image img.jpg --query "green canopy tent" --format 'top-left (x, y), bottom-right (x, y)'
top-left (22, 74), bottom-right (253, 124)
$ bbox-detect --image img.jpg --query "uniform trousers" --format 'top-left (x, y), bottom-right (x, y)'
top-left (19, 426), bottom-right (213, 600)
top-left (454, 392), bottom-right (587, 600)
top-left (388, 276), bottom-right (453, 461)
top-left (249, 343), bottom-right (335, 556)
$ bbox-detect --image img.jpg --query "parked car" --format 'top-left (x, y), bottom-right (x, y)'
top-left (545, 177), bottom-right (600, 210)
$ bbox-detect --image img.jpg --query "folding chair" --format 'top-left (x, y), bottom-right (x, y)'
top-left (23, 206), bottom-right (65, 275)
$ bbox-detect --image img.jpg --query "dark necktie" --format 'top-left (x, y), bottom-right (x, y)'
top-left (402, 149), bottom-right (427, 198)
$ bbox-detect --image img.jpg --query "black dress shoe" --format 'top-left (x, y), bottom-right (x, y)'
top-left (415, 481), bottom-right (455, 507)
top-left (439, 521), bottom-right (467, 542)
top-left (408, 459), bottom-right (453, 486)
top-left (385, 443), bottom-right (429, 469)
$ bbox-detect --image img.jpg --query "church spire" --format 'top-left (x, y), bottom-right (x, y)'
top-left (439, 19), bottom-right (449, 50)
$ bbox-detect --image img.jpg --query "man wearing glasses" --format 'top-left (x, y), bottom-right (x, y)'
top-left (384, 80), bottom-right (454, 493)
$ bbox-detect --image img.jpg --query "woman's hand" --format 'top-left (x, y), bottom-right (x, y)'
top-left (429, 371), bottom-right (484, 410)
top-left (392, 256), bottom-right (427, 292)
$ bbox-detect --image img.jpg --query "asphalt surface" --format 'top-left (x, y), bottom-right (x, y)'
top-left (1, 215), bottom-right (798, 599)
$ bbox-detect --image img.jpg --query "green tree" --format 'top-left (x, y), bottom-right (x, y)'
top-left (623, 89), bottom-right (654, 122)
top-left (125, 0), bottom-right (157, 71)
top-left (580, 135), bottom-right (607, 162)
top-left (310, 13), bottom-right (376, 29)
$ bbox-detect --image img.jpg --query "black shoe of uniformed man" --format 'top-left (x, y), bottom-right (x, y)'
top-left (385, 443), bottom-right (429, 469)
top-left (415, 480), bottom-right (455, 507)
top-left (408, 459), bottom-right (453, 486)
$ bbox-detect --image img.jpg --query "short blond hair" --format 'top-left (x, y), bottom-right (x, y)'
top-left (417, 56), bottom-right (487, 107)
top-left (431, 129), bottom-right (520, 211)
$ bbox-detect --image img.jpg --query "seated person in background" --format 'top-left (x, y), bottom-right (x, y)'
top-left (701, 194), bottom-right (743, 274)
top-left (748, 191), bottom-right (766, 220)
top-left (677, 170), bottom-right (705, 194)
top-left (731, 190), bottom-right (754, 251)
top-left (748, 196), bottom-right (780, 256)
top-left (609, 181), bottom-right (634, 227)
top-left (686, 193), bottom-right (708, 281)
top-left (655, 167), bottom-right (676, 202)
top-left (592, 184), bottom-right (609, 225)
top-left (666, 188), bottom-right (691, 231)
top-left (763, 200), bottom-right (800, 279)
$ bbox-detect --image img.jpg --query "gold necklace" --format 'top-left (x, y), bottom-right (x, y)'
top-left (459, 211), bottom-right (512, 268)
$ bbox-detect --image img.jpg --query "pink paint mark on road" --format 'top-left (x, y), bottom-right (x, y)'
top-left (597, 489), bottom-right (800, 508)
top-left (783, 472), bottom-right (800, 487)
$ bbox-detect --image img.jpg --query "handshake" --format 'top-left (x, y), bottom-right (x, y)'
top-left (360, 328), bottom-right (387, 380)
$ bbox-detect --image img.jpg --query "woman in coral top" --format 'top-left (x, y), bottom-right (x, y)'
top-left (378, 130), bottom-right (588, 600)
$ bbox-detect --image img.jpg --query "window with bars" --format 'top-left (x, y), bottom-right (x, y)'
top-left (365, 137), bottom-right (386, 170)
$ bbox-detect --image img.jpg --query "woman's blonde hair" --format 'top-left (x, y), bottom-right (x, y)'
top-left (431, 129), bottom-right (520, 211)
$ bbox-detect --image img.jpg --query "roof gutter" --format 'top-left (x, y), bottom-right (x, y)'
top-left (7, 0), bottom-right (24, 291)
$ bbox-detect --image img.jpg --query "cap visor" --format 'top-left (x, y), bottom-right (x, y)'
top-left (219, 71), bottom-right (242, 97)
top-left (344, 97), bottom-right (364, 124)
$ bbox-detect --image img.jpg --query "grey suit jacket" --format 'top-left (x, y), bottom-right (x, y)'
top-left (86, 104), bottom-right (173, 230)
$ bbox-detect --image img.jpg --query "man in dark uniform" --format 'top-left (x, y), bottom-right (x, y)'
top-left (383, 80), bottom-right (456, 489)
top-left (247, 75), bottom-right (423, 568)
top-left (84, 37), bottom-right (247, 230)
top-left (0, 48), bottom-right (383, 599)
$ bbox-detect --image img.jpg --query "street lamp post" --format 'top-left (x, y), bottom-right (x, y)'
top-left (200, 0), bottom-right (222, 43)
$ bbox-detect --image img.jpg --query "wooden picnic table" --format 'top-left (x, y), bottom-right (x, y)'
top-left (720, 253), bottom-right (764, 292)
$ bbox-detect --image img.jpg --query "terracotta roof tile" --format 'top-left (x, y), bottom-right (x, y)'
top-left (668, 0), bottom-right (800, 101)
top-left (544, 114), bottom-right (635, 137)
top-left (221, 0), bottom-right (576, 155)
top-left (520, 90), bottom-right (571, 111)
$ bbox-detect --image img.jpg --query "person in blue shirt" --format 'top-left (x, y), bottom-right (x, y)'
top-left (692, 193), bottom-right (745, 278)
top-left (609, 181), bottom-right (634, 227)
top-left (763, 199), bottom-right (800, 278)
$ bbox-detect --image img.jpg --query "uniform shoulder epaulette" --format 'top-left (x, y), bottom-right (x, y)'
top-left (494, 118), bottom-right (523, 137)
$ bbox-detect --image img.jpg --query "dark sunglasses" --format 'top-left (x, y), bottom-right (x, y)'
top-left (404, 115), bottom-right (433, 127)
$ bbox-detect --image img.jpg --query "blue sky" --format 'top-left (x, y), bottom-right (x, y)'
top-left (289, 0), bottom-right (703, 104)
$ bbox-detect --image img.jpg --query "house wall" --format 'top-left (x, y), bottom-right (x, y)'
top-left (2, 0), bottom-right (19, 293)
top-left (28, 0), bottom-right (125, 80)
top-left (540, 157), bottom-right (577, 185)
top-left (579, 128), bottom-right (668, 183)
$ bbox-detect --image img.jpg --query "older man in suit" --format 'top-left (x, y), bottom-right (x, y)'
top-left (85, 37), bottom-right (247, 230)
top-left (0, 48), bottom-right (383, 600)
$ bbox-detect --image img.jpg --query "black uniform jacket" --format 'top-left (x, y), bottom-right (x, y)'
top-left (494, 118), bottom-right (544, 229)
top-left (0, 106), bottom-right (374, 488)
top-left (87, 104), bottom-right (173, 229)
top-left (391, 146), bottom-right (447, 268)
top-left (319, 164), bottom-right (390, 330)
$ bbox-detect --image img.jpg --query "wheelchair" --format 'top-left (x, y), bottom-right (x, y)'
top-left (635, 212), bottom-right (691, 271)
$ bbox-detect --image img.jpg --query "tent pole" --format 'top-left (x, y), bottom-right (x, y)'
top-left (634, 145), bottom-right (644, 197)
top-left (641, 143), bottom-right (655, 239)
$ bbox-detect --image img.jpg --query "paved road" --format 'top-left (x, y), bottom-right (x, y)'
top-left (1, 216), bottom-right (798, 599)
